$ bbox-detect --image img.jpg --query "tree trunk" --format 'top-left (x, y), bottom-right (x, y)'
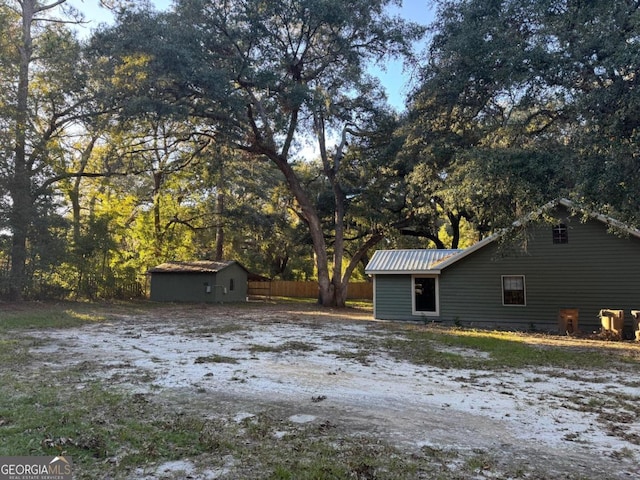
top-left (70, 137), bottom-right (97, 243)
top-left (447, 211), bottom-right (462, 249)
top-left (268, 154), bottom-right (334, 306)
top-left (331, 184), bottom-right (346, 307)
top-left (214, 161), bottom-right (224, 260)
top-left (339, 230), bottom-right (385, 307)
top-left (8, 0), bottom-right (35, 300)
top-left (333, 278), bottom-right (349, 308)
top-left (315, 116), bottom-right (352, 307)
top-left (152, 171), bottom-right (163, 255)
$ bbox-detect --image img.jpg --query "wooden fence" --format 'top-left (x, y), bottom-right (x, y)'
top-left (248, 280), bottom-right (373, 300)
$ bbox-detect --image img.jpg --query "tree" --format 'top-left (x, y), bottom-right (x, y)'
top-left (402, 0), bottom-right (574, 239)
top-left (210, 152), bottom-right (313, 280)
top-left (544, 0), bottom-right (640, 222)
top-left (404, 0), bottom-right (639, 233)
top-left (0, 0), bottom-right (95, 299)
top-left (92, 0), bottom-right (424, 306)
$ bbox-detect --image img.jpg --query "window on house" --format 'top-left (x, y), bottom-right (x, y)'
top-left (552, 223), bottom-right (568, 244)
top-left (229, 278), bottom-right (235, 291)
top-left (413, 276), bottom-right (438, 315)
top-left (502, 275), bottom-right (526, 306)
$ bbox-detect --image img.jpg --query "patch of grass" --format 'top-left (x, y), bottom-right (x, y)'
top-left (323, 334), bottom-right (378, 365)
top-left (382, 325), bottom-right (640, 371)
top-left (465, 449), bottom-right (494, 472)
top-left (248, 296), bottom-right (372, 312)
top-left (254, 296), bottom-right (319, 305)
top-left (344, 299), bottom-right (374, 310)
top-left (382, 334), bottom-right (475, 369)
top-left (0, 373), bottom-right (215, 478)
top-left (0, 339), bottom-right (31, 365)
top-left (194, 354), bottom-right (239, 364)
top-left (265, 432), bottom-right (524, 480)
top-left (0, 304), bottom-right (107, 331)
top-left (420, 444), bottom-right (460, 463)
top-left (249, 340), bottom-right (317, 354)
top-left (612, 447), bottom-right (636, 460)
top-left (326, 348), bottom-right (373, 365)
top-left (265, 434), bottom-right (424, 479)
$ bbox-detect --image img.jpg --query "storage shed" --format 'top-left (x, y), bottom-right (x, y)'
top-left (148, 260), bottom-right (248, 303)
top-left (366, 199), bottom-right (640, 333)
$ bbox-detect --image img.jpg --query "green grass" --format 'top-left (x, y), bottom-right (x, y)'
top-left (250, 296), bottom-right (373, 309)
top-left (194, 354), bottom-right (239, 364)
top-left (0, 300), bottom-right (171, 332)
top-left (382, 326), bottom-right (640, 371)
top-left (0, 307), bottom-right (105, 331)
top-left (0, 374), bottom-right (215, 476)
top-left (0, 300), bottom-right (637, 479)
top-left (0, 368), bottom-right (511, 479)
top-left (326, 348), bottom-right (373, 365)
top-left (249, 340), bottom-right (317, 354)
top-left (0, 339), bottom-right (30, 364)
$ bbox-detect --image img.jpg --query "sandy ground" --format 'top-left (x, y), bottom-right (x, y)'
top-left (29, 303), bottom-right (640, 479)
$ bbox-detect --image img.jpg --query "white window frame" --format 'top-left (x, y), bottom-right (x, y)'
top-left (412, 275), bottom-right (440, 316)
top-left (502, 275), bottom-right (526, 307)
top-left (552, 223), bottom-right (568, 244)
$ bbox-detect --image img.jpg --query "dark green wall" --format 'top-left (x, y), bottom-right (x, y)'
top-left (213, 263), bottom-right (248, 302)
top-left (373, 275), bottom-right (414, 321)
top-left (150, 264), bottom-right (247, 302)
top-left (374, 208), bottom-right (640, 333)
top-left (439, 214), bottom-right (640, 332)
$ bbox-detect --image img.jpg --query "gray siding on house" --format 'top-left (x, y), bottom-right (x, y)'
top-left (373, 275), bottom-right (414, 320)
top-left (150, 272), bottom-right (217, 302)
top-left (438, 212), bottom-right (640, 332)
top-left (150, 263), bottom-right (248, 303)
top-left (212, 262), bottom-right (248, 302)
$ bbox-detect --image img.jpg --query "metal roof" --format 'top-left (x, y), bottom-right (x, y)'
top-left (365, 249), bottom-right (462, 274)
top-left (366, 198), bottom-right (640, 276)
top-left (148, 260), bottom-right (237, 274)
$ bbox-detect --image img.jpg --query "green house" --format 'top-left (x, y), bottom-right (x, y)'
top-left (365, 199), bottom-right (640, 333)
top-left (148, 260), bottom-right (248, 303)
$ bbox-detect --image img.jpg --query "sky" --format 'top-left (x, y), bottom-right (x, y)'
top-left (69, 0), bottom-right (435, 111)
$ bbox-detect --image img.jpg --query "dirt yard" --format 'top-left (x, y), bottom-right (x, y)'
top-left (22, 302), bottom-right (640, 478)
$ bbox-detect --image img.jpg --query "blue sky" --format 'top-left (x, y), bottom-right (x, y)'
top-left (70, 0), bottom-right (435, 110)
top-left (372, 1), bottom-right (435, 110)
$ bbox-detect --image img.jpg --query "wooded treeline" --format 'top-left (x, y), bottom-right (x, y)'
top-left (0, 0), bottom-right (637, 305)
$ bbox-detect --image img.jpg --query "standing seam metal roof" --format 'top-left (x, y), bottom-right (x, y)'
top-left (366, 198), bottom-right (640, 276)
top-left (365, 249), bottom-right (462, 274)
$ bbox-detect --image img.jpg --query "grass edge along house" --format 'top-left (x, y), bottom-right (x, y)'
top-left (365, 199), bottom-right (640, 334)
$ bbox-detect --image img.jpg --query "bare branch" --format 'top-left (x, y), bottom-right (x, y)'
top-left (35, 0), bottom-right (68, 14)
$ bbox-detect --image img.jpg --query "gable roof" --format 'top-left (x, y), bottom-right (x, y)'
top-left (148, 260), bottom-right (247, 274)
top-left (365, 249), bottom-right (462, 275)
top-left (435, 198), bottom-right (640, 270)
top-left (366, 198), bottom-right (640, 275)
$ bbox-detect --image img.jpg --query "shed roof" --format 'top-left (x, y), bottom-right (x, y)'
top-left (148, 260), bottom-right (245, 274)
top-left (365, 249), bottom-right (462, 275)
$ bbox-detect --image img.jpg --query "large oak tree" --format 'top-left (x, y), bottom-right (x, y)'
top-left (404, 0), bottom-right (639, 232)
top-left (0, 0), bottom-right (97, 299)
top-left (92, 0), bottom-right (423, 306)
